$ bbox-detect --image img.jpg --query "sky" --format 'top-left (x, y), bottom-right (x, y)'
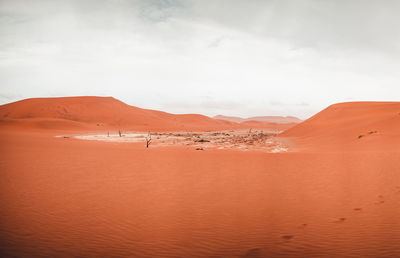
top-left (0, 0), bottom-right (399, 119)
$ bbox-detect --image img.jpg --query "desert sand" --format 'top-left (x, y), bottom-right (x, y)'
top-left (0, 97), bottom-right (295, 132)
top-left (280, 101), bottom-right (400, 151)
top-left (1, 97), bottom-right (399, 257)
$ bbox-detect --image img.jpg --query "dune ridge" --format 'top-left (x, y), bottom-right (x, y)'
top-left (280, 101), bottom-right (400, 151)
top-left (0, 96), bottom-right (296, 132)
top-left (0, 96), bottom-right (236, 132)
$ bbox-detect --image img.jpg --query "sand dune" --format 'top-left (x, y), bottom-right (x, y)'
top-left (0, 97), bottom-right (238, 132)
top-left (1, 99), bottom-right (400, 257)
top-left (239, 120), bottom-right (298, 131)
top-left (1, 129), bottom-right (400, 257)
top-left (0, 97), bottom-right (295, 132)
top-left (214, 114), bottom-right (302, 124)
top-left (280, 102), bottom-right (400, 151)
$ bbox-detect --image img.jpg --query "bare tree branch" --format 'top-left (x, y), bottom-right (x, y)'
top-left (146, 133), bottom-right (152, 148)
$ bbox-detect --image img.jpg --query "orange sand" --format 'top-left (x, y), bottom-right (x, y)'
top-left (280, 102), bottom-right (400, 151)
top-left (0, 98), bottom-right (399, 257)
top-left (0, 96), bottom-right (293, 132)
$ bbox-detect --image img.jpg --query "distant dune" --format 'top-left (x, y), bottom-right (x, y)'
top-left (280, 102), bottom-right (400, 150)
top-left (214, 115), bottom-right (302, 124)
top-left (0, 97), bottom-right (295, 132)
top-left (239, 120), bottom-right (298, 131)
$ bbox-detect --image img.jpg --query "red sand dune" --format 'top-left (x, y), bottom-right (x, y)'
top-left (1, 127), bottom-right (400, 257)
top-left (1, 99), bottom-right (400, 257)
top-left (214, 114), bottom-right (302, 124)
top-left (280, 102), bottom-right (400, 151)
top-left (0, 96), bottom-right (239, 132)
top-left (214, 115), bottom-right (246, 123)
top-left (239, 120), bottom-right (298, 131)
top-left (0, 97), bottom-right (295, 132)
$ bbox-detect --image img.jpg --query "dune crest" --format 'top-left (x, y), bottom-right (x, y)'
top-left (280, 101), bottom-right (400, 151)
top-left (0, 96), bottom-right (299, 132)
top-left (0, 96), bottom-right (237, 132)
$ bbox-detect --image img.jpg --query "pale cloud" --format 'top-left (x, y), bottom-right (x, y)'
top-left (0, 0), bottom-right (399, 119)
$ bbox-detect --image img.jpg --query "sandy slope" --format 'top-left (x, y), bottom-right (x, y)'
top-left (0, 97), bottom-right (294, 132)
top-left (0, 96), bottom-right (237, 132)
top-left (0, 99), bottom-right (400, 257)
top-left (280, 102), bottom-right (400, 151)
top-left (1, 130), bottom-right (400, 257)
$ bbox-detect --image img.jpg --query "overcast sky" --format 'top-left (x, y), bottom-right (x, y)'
top-left (1, 0), bottom-right (399, 119)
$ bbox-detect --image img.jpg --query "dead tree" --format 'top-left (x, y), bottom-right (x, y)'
top-left (118, 130), bottom-right (122, 137)
top-left (145, 133), bottom-right (152, 148)
top-left (107, 131), bottom-right (109, 137)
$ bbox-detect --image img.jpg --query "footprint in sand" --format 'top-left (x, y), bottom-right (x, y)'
top-left (281, 235), bottom-right (294, 240)
top-left (334, 217), bottom-right (347, 223)
top-left (373, 195), bottom-right (385, 204)
top-left (298, 223), bottom-right (308, 229)
top-left (354, 208), bottom-right (362, 211)
top-left (241, 248), bottom-right (262, 258)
